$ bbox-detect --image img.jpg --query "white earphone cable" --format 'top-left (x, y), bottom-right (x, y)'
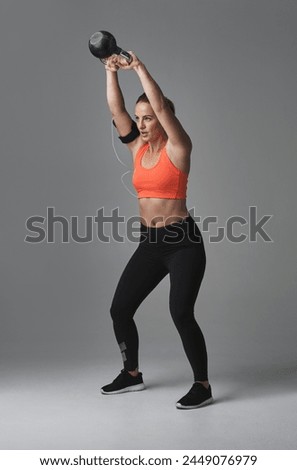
top-left (111, 119), bottom-right (138, 198)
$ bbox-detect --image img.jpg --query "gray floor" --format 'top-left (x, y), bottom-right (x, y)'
top-left (1, 356), bottom-right (297, 450)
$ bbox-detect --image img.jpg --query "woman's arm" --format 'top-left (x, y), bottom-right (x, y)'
top-left (118, 52), bottom-right (192, 155)
top-left (105, 57), bottom-right (141, 150)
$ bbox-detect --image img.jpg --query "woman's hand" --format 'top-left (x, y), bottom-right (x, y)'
top-left (116, 51), bottom-right (142, 70)
top-left (104, 54), bottom-right (119, 72)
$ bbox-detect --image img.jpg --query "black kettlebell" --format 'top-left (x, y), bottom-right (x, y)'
top-left (88, 31), bottom-right (132, 64)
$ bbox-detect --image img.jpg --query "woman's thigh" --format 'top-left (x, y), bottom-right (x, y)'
top-left (110, 245), bottom-right (169, 316)
top-left (167, 242), bottom-right (206, 313)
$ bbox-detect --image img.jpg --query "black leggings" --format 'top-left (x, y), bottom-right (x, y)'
top-left (109, 214), bottom-right (208, 382)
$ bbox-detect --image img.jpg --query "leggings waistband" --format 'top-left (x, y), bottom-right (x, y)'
top-left (139, 214), bottom-right (202, 245)
top-left (140, 215), bottom-right (193, 232)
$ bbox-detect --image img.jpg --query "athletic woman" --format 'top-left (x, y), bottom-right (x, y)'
top-left (100, 52), bottom-right (213, 409)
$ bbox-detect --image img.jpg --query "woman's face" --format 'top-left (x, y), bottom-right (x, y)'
top-left (135, 102), bottom-right (164, 142)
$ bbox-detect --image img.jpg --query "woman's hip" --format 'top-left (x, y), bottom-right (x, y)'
top-left (139, 214), bottom-right (205, 248)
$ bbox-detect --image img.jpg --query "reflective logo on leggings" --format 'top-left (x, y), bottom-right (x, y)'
top-left (119, 341), bottom-right (127, 352)
top-left (121, 351), bottom-right (127, 362)
top-left (119, 342), bottom-right (127, 362)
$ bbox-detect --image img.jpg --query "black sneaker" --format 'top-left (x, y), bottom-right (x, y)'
top-left (176, 382), bottom-right (213, 409)
top-left (100, 369), bottom-right (145, 395)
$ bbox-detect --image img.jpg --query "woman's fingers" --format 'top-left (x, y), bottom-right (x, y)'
top-left (105, 64), bottom-right (119, 71)
top-left (117, 51), bottom-right (141, 69)
top-left (104, 52), bottom-right (140, 71)
top-left (127, 51), bottom-right (138, 61)
top-left (104, 54), bottom-right (120, 71)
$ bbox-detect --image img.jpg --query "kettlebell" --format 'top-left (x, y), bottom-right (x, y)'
top-left (88, 31), bottom-right (132, 64)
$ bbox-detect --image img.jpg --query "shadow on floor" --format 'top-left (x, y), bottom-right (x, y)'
top-left (214, 361), bottom-right (297, 401)
top-left (143, 361), bottom-right (297, 404)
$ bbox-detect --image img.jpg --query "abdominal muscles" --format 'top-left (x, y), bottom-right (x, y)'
top-left (138, 198), bottom-right (189, 227)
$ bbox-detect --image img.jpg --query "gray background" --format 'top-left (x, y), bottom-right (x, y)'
top-left (1, 0), bottom-right (296, 450)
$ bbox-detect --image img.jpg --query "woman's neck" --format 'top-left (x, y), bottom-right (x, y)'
top-left (147, 136), bottom-right (167, 155)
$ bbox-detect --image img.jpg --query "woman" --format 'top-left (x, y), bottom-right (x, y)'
top-left (100, 52), bottom-right (213, 409)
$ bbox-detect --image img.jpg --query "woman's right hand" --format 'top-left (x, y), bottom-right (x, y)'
top-left (116, 51), bottom-right (142, 70)
top-left (104, 55), bottom-right (119, 72)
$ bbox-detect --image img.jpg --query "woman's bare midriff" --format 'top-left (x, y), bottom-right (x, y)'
top-left (138, 198), bottom-right (189, 227)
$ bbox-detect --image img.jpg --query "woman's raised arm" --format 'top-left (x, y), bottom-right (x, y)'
top-left (105, 56), bottom-right (140, 151)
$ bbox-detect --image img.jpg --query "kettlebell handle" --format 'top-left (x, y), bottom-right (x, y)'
top-left (117, 48), bottom-right (132, 63)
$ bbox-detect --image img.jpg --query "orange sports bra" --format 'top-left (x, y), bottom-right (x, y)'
top-left (132, 143), bottom-right (188, 199)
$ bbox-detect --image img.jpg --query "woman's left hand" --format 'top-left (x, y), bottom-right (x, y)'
top-left (116, 51), bottom-right (142, 70)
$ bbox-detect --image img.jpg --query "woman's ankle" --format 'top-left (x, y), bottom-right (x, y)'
top-left (195, 380), bottom-right (209, 389)
top-left (128, 369), bottom-right (139, 377)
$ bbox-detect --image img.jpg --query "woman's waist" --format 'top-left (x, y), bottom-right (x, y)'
top-left (138, 198), bottom-right (188, 228)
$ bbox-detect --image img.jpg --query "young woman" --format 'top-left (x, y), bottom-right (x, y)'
top-left (100, 52), bottom-right (213, 409)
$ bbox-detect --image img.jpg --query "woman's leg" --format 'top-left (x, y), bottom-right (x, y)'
top-left (110, 244), bottom-right (168, 372)
top-left (167, 241), bottom-right (208, 382)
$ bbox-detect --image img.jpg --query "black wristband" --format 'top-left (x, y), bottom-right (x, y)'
top-left (112, 120), bottom-right (140, 144)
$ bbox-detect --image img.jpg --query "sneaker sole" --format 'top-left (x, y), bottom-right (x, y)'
top-left (176, 397), bottom-right (214, 409)
top-left (100, 383), bottom-right (145, 395)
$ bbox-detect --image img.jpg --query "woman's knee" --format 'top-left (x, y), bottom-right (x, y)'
top-left (110, 300), bottom-right (124, 323)
top-left (110, 300), bottom-right (134, 324)
top-left (170, 306), bottom-right (196, 330)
